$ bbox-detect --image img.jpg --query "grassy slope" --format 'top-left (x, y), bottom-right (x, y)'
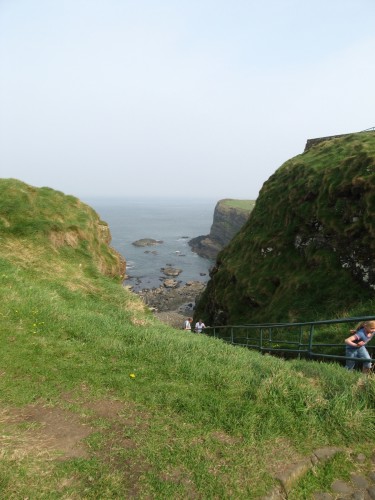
top-left (0, 179), bottom-right (374, 498)
top-left (195, 132), bottom-right (375, 326)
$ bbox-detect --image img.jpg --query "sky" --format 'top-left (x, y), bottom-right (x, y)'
top-left (1, 0), bottom-right (375, 201)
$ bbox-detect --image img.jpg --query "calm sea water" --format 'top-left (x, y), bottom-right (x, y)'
top-left (84, 197), bottom-right (216, 291)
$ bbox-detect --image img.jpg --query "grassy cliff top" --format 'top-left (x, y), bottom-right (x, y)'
top-left (0, 178), bottom-right (125, 281)
top-left (0, 178), bottom-right (373, 498)
top-left (221, 198), bottom-right (256, 211)
top-left (195, 132), bottom-right (375, 325)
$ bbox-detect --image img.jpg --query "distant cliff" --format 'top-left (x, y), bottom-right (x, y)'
top-left (195, 132), bottom-right (375, 325)
top-left (188, 199), bottom-right (255, 259)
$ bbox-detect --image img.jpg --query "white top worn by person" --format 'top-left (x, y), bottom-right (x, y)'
top-left (195, 319), bottom-right (206, 333)
top-left (183, 318), bottom-right (192, 331)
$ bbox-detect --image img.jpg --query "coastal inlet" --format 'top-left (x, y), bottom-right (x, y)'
top-left (124, 234), bottom-right (212, 292)
top-left (125, 238), bottom-right (208, 327)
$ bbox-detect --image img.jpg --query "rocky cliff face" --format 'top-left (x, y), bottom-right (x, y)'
top-left (194, 132), bottom-right (375, 325)
top-left (188, 199), bottom-right (255, 259)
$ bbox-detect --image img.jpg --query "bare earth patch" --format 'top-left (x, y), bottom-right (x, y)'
top-left (263, 437), bottom-right (306, 476)
top-left (83, 398), bottom-right (126, 419)
top-left (0, 396), bottom-right (151, 463)
top-left (1, 404), bottom-right (92, 460)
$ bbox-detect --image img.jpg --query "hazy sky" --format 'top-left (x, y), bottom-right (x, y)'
top-left (1, 1), bottom-right (375, 200)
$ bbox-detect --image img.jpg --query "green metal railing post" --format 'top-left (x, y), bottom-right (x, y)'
top-left (308, 324), bottom-right (314, 358)
top-left (298, 326), bottom-right (303, 358)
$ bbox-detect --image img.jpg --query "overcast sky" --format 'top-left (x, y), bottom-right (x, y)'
top-left (1, 0), bottom-right (375, 200)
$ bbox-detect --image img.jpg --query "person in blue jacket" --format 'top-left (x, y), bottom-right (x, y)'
top-left (345, 320), bottom-right (375, 373)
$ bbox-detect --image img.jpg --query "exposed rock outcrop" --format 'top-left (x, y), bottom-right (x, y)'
top-left (189, 199), bottom-right (255, 259)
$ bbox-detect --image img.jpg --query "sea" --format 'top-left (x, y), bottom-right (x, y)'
top-left (84, 197), bottom-right (217, 291)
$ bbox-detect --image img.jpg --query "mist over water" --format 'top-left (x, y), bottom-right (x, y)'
top-left (85, 197), bottom-right (217, 291)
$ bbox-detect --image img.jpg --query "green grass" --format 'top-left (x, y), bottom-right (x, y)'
top-left (0, 178), bottom-right (374, 498)
top-left (0, 256), bottom-right (374, 497)
top-left (222, 199), bottom-right (256, 211)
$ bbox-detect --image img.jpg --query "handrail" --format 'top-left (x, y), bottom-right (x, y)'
top-left (202, 316), bottom-right (375, 366)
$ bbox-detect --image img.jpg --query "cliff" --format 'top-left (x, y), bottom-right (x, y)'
top-left (188, 199), bottom-right (255, 259)
top-left (0, 178), bottom-right (126, 280)
top-left (194, 132), bottom-right (375, 325)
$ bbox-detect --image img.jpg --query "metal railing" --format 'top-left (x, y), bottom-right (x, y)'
top-left (203, 316), bottom-right (375, 366)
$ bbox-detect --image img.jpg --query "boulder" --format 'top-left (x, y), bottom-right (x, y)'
top-left (163, 279), bottom-right (179, 288)
top-left (161, 267), bottom-right (182, 277)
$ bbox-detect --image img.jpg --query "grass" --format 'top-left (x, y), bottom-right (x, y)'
top-left (0, 259), bottom-right (373, 497)
top-left (222, 199), bottom-right (256, 211)
top-left (0, 178), bottom-right (374, 498)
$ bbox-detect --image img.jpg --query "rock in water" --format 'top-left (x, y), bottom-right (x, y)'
top-left (132, 238), bottom-right (163, 247)
top-left (161, 267), bottom-right (182, 277)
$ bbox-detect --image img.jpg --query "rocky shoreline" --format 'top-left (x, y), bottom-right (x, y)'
top-left (132, 280), bottom-right (207, 329)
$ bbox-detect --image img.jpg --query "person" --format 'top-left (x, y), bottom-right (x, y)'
top-left (183, 317), bottom-right (192, 331)
top-left (195, 319), bottom-right (206, 333)
top-left (344, 320), bottom-right (375, 373)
